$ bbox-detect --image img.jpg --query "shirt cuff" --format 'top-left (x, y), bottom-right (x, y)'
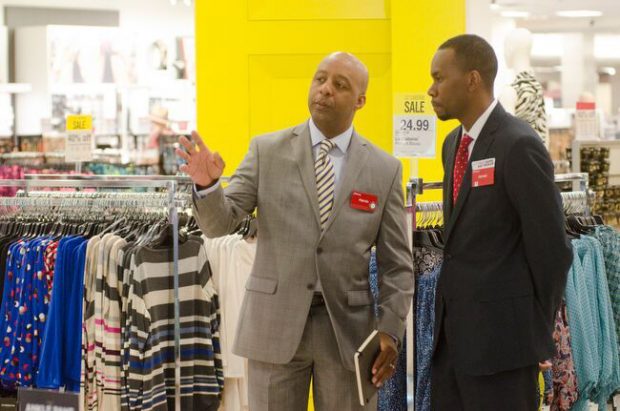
top-left (194, 181), bottom-right (221, 199)
top-left (382, 332), bottom-right (400, 349)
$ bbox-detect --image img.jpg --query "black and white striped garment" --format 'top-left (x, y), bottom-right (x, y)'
top-left (125, 236), bottom-right (223, 411)
top-left (511, 70), bottom-right (548, 146)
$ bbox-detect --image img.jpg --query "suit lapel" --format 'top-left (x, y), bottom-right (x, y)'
top-left (290, 122), bottom-right (321, 227)
top-left (443, 127), bottom-right (461, 222)
top-left (320, 132), bottom-right (368, 236)
top-left (444, 105), bottom-right (505, 244)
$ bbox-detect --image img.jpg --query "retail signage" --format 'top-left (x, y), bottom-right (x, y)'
top-left (574, 101), bottom-right (599, 140)
top-left (65, 114), bottom-right (93, 162)
top-left (393, 93), bottom-right (436, 158)
top-left (17, 387), bottom-right (79, 411)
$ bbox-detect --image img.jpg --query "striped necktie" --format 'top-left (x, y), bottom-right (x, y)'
top-left (315, 139), bottom-right (336, 230)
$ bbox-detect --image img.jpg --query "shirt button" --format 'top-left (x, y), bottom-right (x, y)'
top-left (307, 283), bottom-right (314, 290)
top-left (317, 247), bottom-right (323, 254)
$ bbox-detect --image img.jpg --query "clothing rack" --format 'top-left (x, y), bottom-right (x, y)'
top-left (412, 191), bottom-right (590, 224)
top-left (407, 172), bottom-right (591, 219)
top-left (0, 175), bottom-right (194, 411)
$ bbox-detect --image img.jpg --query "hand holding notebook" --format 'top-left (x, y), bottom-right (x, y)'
top-left (354, 330), bottom-right (399, 406)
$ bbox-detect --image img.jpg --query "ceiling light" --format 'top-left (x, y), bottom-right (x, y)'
top-left (500, 10), bottom-right (530, 18)
top-left (556, 10), bottom-right (602, 18)
top-left (489, 2), bottom-right (501, 11)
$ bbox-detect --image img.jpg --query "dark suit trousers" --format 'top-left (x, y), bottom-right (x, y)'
top-left (431, 314), bottom-right (539, 411)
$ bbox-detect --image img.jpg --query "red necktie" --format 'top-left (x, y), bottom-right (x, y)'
top-left (452, 134), bottom-right (473, 204)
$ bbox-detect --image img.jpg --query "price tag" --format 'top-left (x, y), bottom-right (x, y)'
top-left (575, 101), bottom-right (599, 140)
top-left (18, 387), bottom-right (79, 411)
top-left (393, 93), bottom-right (436, 158)
top-left (65, 114), bottom-right (93, 163)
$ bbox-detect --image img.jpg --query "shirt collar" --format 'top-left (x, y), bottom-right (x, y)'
top-left (309, 118), bottom-right (353, 154)
top-left (462, 99), bottom-right (498, 141)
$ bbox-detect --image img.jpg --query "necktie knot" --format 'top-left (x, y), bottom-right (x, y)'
top-left (460, 134), bottom-right (473, 150)
top-left (318, 139), bottom-right (335, 159)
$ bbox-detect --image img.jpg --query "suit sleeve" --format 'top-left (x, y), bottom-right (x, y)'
top-left (193, 138), bottom-right (259, 238)
top-left (504, 136), bottom-right (572, 330)
top-left (376, 162), bottom-right (415, 344)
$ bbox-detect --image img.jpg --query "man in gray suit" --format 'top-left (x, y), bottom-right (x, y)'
top-left (177, 52), bottom-right (414, 410)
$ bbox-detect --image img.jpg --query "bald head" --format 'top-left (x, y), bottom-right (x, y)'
top-left (320, 51), bottom-right (369, 94)
top-left (308, 51), bottom-right (369, 138)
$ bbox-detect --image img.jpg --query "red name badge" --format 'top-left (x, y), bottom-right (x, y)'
top-left (350, 191), bottom-right (378, 212)
top-left (471, 158), bottom-right (495, 187)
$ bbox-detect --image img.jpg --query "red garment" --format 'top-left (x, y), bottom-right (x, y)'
top-left (0, 166), bottom-right (24, 197)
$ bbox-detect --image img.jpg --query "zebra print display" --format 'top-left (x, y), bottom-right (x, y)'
top-left (511, 71), bottom-right (548, 147)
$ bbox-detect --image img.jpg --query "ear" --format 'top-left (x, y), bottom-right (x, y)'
top-left (356, 94), bottom-right (367, 110)
top-left (468, 70), bottom-right (483, 92)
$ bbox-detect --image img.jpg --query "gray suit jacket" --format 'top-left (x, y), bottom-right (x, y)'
top-left (194, 121), bottom-right (414, 371)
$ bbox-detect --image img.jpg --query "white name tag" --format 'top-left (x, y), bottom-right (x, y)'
top-left (471, 158), bottom-right (495, 170)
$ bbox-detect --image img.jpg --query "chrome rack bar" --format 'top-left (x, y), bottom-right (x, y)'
top-left (24, 173), bottom-right (230, 183)
top-left (24, 174), bottom-right (194, 183)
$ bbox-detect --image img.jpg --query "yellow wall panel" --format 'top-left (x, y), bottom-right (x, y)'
top-left (248, 0), bottom-right (388, 20)
top-left (246, 21), bottom-right (391, 54)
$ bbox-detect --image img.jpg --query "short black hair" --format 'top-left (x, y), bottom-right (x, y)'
top-left (439, 34), bottom-right (498, 91)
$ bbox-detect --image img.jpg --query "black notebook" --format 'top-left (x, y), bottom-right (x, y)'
top-left (354, 329), bottom-right (380, 406)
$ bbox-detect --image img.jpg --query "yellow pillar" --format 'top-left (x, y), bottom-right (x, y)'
top-left (194, 2), bottom-right (465, 410)
top-left (391, 0), bottom-right (465, 200)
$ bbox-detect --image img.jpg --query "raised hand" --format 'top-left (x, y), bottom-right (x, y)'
top-left (176, 130), bottom-right (225, 187)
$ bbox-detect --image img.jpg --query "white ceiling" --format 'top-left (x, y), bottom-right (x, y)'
top-left (492, 0), bottom-right (620, 32)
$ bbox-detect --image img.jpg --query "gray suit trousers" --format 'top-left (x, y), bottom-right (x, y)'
top-left (248, 303), bottom-right (378, 411)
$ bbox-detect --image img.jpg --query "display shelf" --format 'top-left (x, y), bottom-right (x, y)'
top-left (571, 140), bottom-right (620, 185)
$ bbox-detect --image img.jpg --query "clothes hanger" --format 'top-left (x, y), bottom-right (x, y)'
top-left (98, 217), bottom-right (128, 237)
top-left (567, 215), bottom-right (595, 235)
top-left (413, 230), bottom-right (443, 252)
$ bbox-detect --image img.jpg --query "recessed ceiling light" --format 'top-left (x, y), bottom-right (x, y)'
top-left (490, 3), bottom-right (501, 11)
top-left (500, 10), bottom-right (531, 18)
top-left (556, 10), bottom-right (602, 18)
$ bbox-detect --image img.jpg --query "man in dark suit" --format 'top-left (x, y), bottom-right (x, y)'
top-left (427, 34), bottom-right (573, 410)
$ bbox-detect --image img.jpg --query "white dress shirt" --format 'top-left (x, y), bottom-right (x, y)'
top-left (308, 118), bottom-right (353, 192)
